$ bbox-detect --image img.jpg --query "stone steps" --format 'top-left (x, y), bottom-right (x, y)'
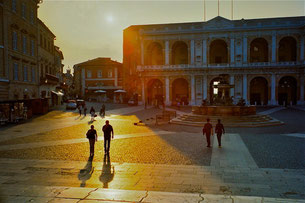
top-left (171, 114), bottom-right (284, 127)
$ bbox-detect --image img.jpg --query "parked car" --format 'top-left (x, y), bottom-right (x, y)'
top-left (66, 100), bottom-right (77, 110)
top-left (128, 98), bottom-right (137, 106)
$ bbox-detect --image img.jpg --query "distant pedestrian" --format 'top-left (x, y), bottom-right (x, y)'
top-left (84, 104), bottom-right (87, 116)
top-left (90, 107), bottom-right (95, 121)
top-left (102, 120), bottom-right (114, 154)
top-left (78, 105), bottom-right (82, 116)
top-left (101, 104), bottom-right (105, 117)
top-left (215, 119), bottom-right (225, 148)
top-left (86, 125), bottom-right (98, 157)
top-left (203, 118), bottom-right (213, 148)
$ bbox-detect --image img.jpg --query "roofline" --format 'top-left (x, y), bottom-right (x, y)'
top-left (73, 57), bottom-right (122, 67)
top-left (124, 15), bottom-right (305, 30)
top-left (38, 18), bottom-right (56, 38)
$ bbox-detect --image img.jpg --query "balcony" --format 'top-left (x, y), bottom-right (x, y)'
top-left (40, 73), bottom-right (59, 85)
top-left (88, 86), bottom-right (123, 90)
top-left (137, 61), bottom-right (304, 71)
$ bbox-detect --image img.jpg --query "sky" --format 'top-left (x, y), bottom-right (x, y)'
top-left (38, 0), bottom-right (305, 73)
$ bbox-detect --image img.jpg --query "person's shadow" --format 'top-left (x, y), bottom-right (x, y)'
top-left (78, 156), bottom-right (94, 187)
top-left (99, 154), bottom-right (115, 188)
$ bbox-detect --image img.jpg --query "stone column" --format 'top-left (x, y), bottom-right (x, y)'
top-left (165, 40), bottom-right (169, 65)
top-left (81, 68), bottom-right (85, 97)
top-left (141, 78), bottom-right (145, 104)
top-left (243, 36), bottom-right (247, 63)
top-left (114, 67), bottom-right (118, 87)
top-left (230, 75), bottom-right (235, 97)
top-left (298, 74), bottom-right (304, 105)
top-left (202, 39), bottom-right (207, 65)
top-left (191, 75), bottom-right (195, 105)
top-left (141, 41), bottom-right (144, 65)
top-left (243, 74), bottom-right (248, 104)
top-left (230, 38), bottom-right (235, 64)
top-left (272, 34), bottom-right (276, 63)
top-left (270, 74), bottom-right (276, 105)
top-left (191, 40), bottom-right (195, 65)
top-left (165, 76), bottom-right (170, 105)
top-left (300, 36), bottom-right (304, 61)
top-left (203, 74), bottom-right (207, 100)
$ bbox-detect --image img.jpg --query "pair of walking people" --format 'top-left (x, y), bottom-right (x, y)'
top-left (202, 118), bottom-right (225, 148)
top-left (86, 120), bottom-right (114, 157)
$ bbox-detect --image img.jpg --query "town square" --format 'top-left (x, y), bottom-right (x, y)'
top-left (0, 0), bottom-right (304, 202)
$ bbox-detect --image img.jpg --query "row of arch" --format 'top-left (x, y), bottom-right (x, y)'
top-left (145, 36), bottom-right (298, 65)
top-left (146, 76), bottom-right (298, 105)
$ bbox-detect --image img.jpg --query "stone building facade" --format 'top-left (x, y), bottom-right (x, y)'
top-left (123, 16), bottom-right (305, 106)
top-left (0, 0), bottom-right (41, 101)
top-left (73, 57), bottom-right (123, 101)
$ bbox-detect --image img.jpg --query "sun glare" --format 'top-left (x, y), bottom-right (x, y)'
top-left (106, 15), bottom-right (113, 23)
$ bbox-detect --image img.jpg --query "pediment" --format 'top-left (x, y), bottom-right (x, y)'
top-left (205, 16), bottom-right (233, 29)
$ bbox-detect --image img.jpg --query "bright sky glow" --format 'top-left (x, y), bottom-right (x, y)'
top-left (38, 0), bottom-right (305, 73)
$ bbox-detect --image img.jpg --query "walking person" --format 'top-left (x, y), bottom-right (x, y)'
top-left (215, 119), bottom-right (225, 148)
top-left (90, 107), bottom-right (95, 122)
top-left (78, 105), bottom-right (82, 116)
top-left (83, 104), bottom-right (87, 116)
top-left (203, 118), bottom-right (213, 148)
top-left (102, 104), bottom-right (105, 117)
top-left (102, 120), bottom-right (114, 154)
top-left (86, 125), bottom-right (98, 157)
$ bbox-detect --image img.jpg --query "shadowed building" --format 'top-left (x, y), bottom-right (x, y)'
top-left (123, 16), bottom-right (305, 106)
top-left (73, 58), bottom-right (123, 102)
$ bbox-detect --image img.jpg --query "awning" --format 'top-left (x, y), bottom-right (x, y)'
top-left (114, 90), bottom-right (126, 93)
top-left (51, 91), bottom-right (64, 96)
top-left (95, 90), bottom-right (106, 93)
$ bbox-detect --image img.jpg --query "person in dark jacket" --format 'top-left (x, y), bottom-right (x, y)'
top-left (215, 119), bottom-right (225, 148)
top-left (102, 120), bottom-right (114, 154)
top-left (203, 118), bottom-right (213, 148)
top-left (86, 125), bottom-right (98, 157)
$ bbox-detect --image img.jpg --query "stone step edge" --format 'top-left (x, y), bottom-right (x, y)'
top-left (1, 185), bottom-right (303, 202)
top-left (170, 119), bottom-right (284, 128)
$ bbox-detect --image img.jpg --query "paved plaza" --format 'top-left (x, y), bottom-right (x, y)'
top-left (0, 103), bottom-right (304, 202)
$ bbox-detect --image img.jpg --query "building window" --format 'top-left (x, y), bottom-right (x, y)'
top-left (12, 31), bottom-right (18, 51)
top-left (14, 63), bottom-right (19, 80)
top-left (32, 67), bottom-right (35, 82)
top-left (30, 9), bottom-right (34, 24)
top-left (31, 39), bottom-right (34, 56)
top-left (23, 65), bottom-right (28, 81)
top-left (12, 0), bottom-right (17, 12)
top-left (98, 70), bottom-right (102, 78)
top-left (108, 70), bottom-right (112, 78)
top-left (40, 34), bottom-right (42, 46)
top-left (22, 36), bottom-right (27, 54)
top-left (21, 2), bottom-right (26, 19)
top-left (87, 70), bottom-right (92, 78)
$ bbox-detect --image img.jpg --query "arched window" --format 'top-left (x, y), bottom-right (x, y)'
top-left (171, 41), bottom-right (188, 65)
top-left (278, 37), bottom-right (297, 62)
top-left (250, 38), bottom-right (269, 62)
top-left (209, 40), bottom-right (228, 64)
top-left (145, 42), bottom-right (164, 65)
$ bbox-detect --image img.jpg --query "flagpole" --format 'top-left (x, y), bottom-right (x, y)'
top-left (204, 0), bottom-right (206, 21)
top-left (218, 0), bottom-right (220, 16)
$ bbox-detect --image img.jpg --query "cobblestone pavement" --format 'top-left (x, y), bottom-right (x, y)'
top-left (0, 105), bottom-right (304, 201)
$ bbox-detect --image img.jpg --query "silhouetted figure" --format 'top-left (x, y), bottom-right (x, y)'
top-left (100, 104), bottom-right (105, 117)
top-left (215, 119), bottom-right (225, 148)
top-left (102, 120), bottom-right (114, 154)
top-left (78, 105), bottom-right (82, 116)
top-left (203, 118), bottom-right (213, 148)
top-left (83, 104), bottom-right (87, 116)
top-left (90, 107), bottom-right (95, 122)
top-left (78, 156), bottom-right (94, 187)
top-left (86, 125), bottom-right (98, 157)
top-left (99, 154), bottom-right (115, 188)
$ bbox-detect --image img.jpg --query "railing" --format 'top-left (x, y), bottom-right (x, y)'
top-left (137, 61), bottom-right (303, 71)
